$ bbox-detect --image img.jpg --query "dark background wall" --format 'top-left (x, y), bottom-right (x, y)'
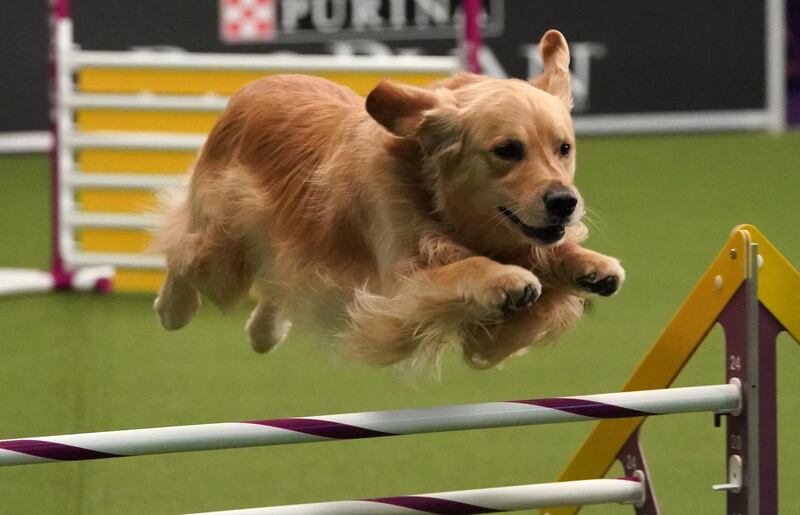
top-left (0, 0), bottom-right (770, 133)
top-left (0, 0), bottom-right (49, 132)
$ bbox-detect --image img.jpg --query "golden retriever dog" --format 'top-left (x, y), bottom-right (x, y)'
top-left (154, 30), bottom-right (624, 371)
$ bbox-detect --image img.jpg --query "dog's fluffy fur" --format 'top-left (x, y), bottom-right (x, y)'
top-left (153, 30), bottom-right (625, 371)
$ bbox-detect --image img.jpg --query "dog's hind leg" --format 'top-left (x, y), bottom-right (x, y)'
top-left (155, 212), bottom-right (257, 328)
top-left (246, 300), bottom-right (292, 354)
top-left (154, 270), bottom-right (202, 330)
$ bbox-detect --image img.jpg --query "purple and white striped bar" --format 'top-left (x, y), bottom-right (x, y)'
top-left (193, 477), bottom-right (645, 514)
top-left (0, 384), bottom-right (740, 467)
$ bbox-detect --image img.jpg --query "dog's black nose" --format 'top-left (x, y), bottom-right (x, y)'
top-left (544, 190), bottom-right (578, 219)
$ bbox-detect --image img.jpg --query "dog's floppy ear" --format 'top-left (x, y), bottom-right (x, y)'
top-left (530, 30), bottom-right (572, 109)
top-left (366, 80), bottom-right (438, 137)
top-left (415, 104), bottom-right (462, 157)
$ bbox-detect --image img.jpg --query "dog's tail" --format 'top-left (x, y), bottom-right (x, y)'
top-left (147, 175), bottom-right (192, 263)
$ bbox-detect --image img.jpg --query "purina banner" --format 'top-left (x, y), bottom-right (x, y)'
top-left (0, 0), bottom-right (781, 136)
top-left (217, 0), bottom-right (505, 43)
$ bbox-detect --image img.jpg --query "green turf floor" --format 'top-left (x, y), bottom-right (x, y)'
top-left (1, 132), bottom-right (799, 514)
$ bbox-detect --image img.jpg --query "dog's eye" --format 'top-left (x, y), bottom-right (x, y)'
top-left (492, 140), bottom-right (525, 161)
top-left (559, 143), bottom-right (572, 157)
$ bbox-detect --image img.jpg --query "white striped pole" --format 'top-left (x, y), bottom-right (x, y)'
top-left (0, 384), bottom-right (740, 467)
top-left (192, 478), bottom-right (645, 514)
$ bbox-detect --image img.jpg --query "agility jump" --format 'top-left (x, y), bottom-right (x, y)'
top-left (2, 225), bottom-right (797, 514)
top-left (0, 385), bottom-right (739, 513)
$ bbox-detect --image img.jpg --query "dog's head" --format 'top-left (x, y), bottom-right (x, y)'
top-left (367, 30), bottom-right (582, 253)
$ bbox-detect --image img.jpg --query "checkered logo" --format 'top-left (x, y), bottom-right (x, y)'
top-left (219, 0), bottom-right (277, 43)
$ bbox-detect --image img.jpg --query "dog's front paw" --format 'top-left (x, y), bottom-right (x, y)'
top-left (471, 265), bottom-right (542, 315)
top-left (574, 257), bottom-right (625, 297)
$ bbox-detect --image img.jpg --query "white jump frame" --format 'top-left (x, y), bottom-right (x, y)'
top-left (52, 18), bottom-right (458, 282)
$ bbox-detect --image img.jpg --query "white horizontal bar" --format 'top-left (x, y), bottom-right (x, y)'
top-left (66, 92), bottom-right (228, 111)
top-left (0, 132), bottom-right (53, 153)
top-left (0, 267), bottom-right (115, 295)
top-left (66, 212), bottom-right (158, 229)
top-left (69, 50), bottom-right (459, 73)
top-left (65, 132), bottom-right (205, 150)
top-left (196, 478), bottom-right (644, 514)
top-left (0, 268), bottom-right (54, 296)
top-left (313, 383), bottom-right (741, 435)
top-left (0, 384), bottom-right (739, 467)
top-left (575, 109), bottom-right (772, 135)
top-left (64, 250), bottom-right (165, 269)
top-left (66, 172), bottom-right (185, 189)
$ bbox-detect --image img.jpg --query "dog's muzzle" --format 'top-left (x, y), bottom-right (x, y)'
top-left (498, 207), bottom-right (566, 245)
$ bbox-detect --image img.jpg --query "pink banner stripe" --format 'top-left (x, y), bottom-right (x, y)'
top-left (368, 496), bottom-right (500, 514)
top-left (511, 398), bottom-right (653, 419)
top-left (0, 439), bottom-right (121, 461)
top-left (246, 418), bottom-right (396, 440)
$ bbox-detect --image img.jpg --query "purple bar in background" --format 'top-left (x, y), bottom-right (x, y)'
top-left (463, 0), bottom-right (482, 73)
top-left (513, 398), bottom-right (653, 419)
top-left (788, 95), bottom-right (800, 125)
top-left (53, 0), bottom-right (70, 19)
top-left (0, 439), bottom-right (120, 461)
top-left (788, 0), bottom-right (800, 125)
top-left (247, 418), bottom-right (395, 440)
top-left (368, 495), bottom-right (500, 515)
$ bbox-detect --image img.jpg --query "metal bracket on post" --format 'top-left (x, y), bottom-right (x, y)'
top-left (717, 241), bottom-right (782, 515)
top-left (713, 454), bottom-right (743, 493)
top-left (615, 428), bottom-right (660, 515)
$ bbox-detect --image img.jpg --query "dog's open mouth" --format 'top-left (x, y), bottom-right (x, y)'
top-left (498, 207), bottom-right (565, 244)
